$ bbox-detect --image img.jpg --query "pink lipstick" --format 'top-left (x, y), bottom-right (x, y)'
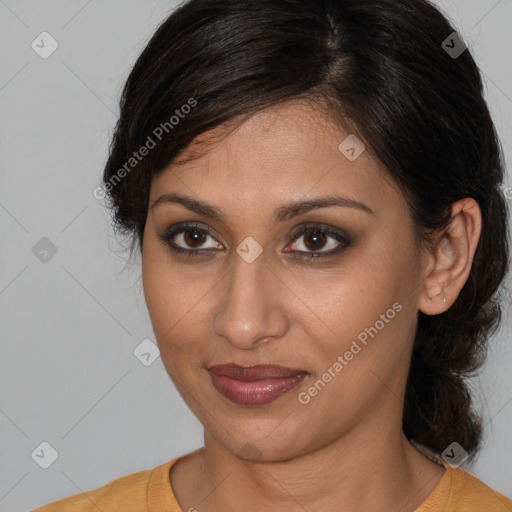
top-left (207, 363), bottom-right (308, 406)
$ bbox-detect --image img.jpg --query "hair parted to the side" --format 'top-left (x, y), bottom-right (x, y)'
top-left (102, 0), bottom-right (510, 462)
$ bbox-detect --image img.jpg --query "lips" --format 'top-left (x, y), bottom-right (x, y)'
top-left (207, 364), bottom-right (309, 406)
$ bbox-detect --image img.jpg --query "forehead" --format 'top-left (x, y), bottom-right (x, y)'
top-left (149, 100), bottom-right (400, 220)
top-left (167, 100), bottom-right (340, 170)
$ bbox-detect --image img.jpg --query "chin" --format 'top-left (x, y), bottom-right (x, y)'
top-left (207, 416), bottom-right (315, 464)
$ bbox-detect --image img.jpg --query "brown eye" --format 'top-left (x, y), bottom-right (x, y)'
top-left (158, 222), bottom-right (223, 253)
top-left (159, 222), bottom-right (350, 261)
top-left (303, 230), bottom-right (327, 251)
top-left (183, 228), bottom-right (208, 248)
top-left (286, 224), bottom-right (351, 260)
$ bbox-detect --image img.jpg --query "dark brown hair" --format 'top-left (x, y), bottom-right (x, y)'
top-left (102, 0), bottom-right (510, 461)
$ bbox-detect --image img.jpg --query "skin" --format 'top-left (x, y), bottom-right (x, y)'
top-left (141, 100), bottom-right (482, 512)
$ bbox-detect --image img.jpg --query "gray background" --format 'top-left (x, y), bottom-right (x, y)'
top-left (0, 1), bottom-right (511, 510)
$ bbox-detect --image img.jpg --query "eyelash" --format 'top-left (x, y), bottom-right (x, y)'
top-left (157, 222), bottom-right (351, 261)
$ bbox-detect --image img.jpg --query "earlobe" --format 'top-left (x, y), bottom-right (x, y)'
top-left (418, 198), bottom-right (482, 316)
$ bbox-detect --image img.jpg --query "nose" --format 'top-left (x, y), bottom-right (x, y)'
top-left (211, 249), bottom-right (289, 350)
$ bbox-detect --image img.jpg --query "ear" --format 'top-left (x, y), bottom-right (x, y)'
top-left (418, 198), bottom-right (482, 316)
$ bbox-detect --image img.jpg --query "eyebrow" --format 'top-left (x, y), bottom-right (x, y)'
top-left (150, 193), bottom-right (375, 225)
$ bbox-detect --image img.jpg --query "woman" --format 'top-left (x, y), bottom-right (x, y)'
top-left (34, 0), bottom-right (512, 510)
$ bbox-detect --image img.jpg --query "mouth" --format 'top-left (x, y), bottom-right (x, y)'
top-left (207, 363), bottom-right (309, 406)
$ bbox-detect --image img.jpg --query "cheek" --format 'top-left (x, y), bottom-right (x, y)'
top-left (308, 246), bottom-right (414, 369)
top-left (141, 240), bottom-right (214, 369)
top-left (142, 246), bottom-right (170, 331)
top-left (142, 234), bottom-right (190, 326)
top-left (142, 241), bottom-right (184, 346)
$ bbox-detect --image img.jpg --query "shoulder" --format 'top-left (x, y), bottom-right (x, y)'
top-left (30, 460), bottom-right (172, 512)
top-left (447, 465), bottom-right (512, 511)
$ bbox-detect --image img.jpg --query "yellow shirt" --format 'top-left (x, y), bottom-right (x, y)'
top-left (32, 450), bottom-right (512, 511)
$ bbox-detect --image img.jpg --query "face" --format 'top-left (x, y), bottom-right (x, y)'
top-left (142, 100), bottom-right (428, 462)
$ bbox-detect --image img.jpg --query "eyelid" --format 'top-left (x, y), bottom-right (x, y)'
top-left (158, 221), bottom-right (223, 251)
top-left (162, 221), bottom-right (222, 242)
